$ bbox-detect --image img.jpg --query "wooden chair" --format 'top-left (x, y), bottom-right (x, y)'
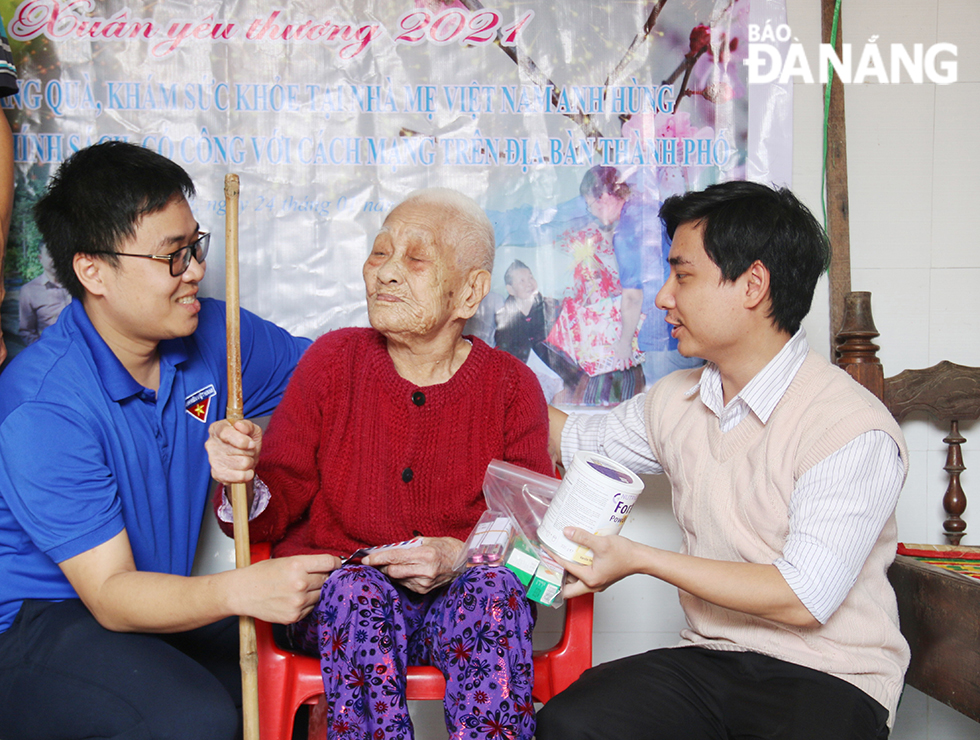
top-left (251, 541), bottom-right (594, 740)
top-left (836, 290), bottom-right (980, 723)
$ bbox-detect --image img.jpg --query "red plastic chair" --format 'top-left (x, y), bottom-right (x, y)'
top-left (251, 540), bottom-right (594, 740)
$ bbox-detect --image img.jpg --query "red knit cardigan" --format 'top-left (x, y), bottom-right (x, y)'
top-left (219, 328), bottom-right (552, 558)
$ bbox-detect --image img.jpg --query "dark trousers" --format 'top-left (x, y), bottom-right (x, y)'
top-left (536, 646), bottom-right (891, 740)
top-left (0, 599), bottom-right (242, 740)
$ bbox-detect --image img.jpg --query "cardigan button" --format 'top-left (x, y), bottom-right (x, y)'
top-left (402, 467), bottom-right (414, 483)
top-left (412, 391), bottom-right (426, 406)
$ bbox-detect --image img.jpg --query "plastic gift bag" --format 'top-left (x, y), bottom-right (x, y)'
top-left (454, 510), bottom-right (514, 570)
top-left (456, 460), bottom-right (568, 607)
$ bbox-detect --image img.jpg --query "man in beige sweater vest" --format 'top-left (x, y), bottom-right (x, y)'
top-left (537, 181), bottom-right (908, 740)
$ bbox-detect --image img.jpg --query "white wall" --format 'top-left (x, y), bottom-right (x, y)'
top-left (784, 2), bottom-right (978, 735)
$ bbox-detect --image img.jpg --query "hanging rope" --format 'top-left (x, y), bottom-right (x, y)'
top-left (821, 0), bottom-right (843, 228)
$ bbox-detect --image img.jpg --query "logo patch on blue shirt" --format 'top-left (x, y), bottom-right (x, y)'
top-left (186, 384), bottom-right (217, 423)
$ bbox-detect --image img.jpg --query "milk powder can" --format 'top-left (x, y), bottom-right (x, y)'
top-left (537, 452), bottom-right (643, 565)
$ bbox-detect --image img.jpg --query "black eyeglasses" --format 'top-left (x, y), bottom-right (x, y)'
top-left (101, 232), bottom-right (210, 277)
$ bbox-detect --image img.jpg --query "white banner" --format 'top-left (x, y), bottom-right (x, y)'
top-left (1, 0), bottom-right (791, 405)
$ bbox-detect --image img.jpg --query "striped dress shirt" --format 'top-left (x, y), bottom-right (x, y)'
top-left (561, 329), bottom-right (905, 624)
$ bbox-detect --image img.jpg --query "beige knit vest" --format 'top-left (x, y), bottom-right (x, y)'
top-left (645, 350), bottom-right (910, 724)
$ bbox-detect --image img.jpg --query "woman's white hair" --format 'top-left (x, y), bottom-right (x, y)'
top-left (399, 187), bottom-right (495, 273)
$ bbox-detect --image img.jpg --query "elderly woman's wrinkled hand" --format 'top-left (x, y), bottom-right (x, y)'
top-left (362, 537), bottom-right (465, 594)
top-left (206, 418), bottom-right (262, 485)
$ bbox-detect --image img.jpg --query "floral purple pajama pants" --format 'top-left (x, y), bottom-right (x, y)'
top-left (287, 563), bottom-right (536, 740)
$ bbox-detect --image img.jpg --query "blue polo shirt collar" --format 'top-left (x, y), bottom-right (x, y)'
top-left (69, 301), bottom-right (190, 403)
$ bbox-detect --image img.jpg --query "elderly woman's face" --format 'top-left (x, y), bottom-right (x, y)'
top-left (363, 203), bottom-right (468, 340)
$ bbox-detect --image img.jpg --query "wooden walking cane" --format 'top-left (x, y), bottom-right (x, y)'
top-left (224, 173), bottom-right (261, 740)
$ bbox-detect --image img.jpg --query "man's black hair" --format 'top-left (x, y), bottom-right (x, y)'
top-left (659, 180), bottom-right (830, 335)
top-left (34, 141), bottom-right (195, 298)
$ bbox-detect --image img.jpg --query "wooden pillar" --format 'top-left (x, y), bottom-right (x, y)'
top-left (835, 291), bottom-right (884, 399)
top-left (822, 0), bottom-right (851, 352)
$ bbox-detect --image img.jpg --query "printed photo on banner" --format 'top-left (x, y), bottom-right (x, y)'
top-left (0, 0), bottom-right (790, 407)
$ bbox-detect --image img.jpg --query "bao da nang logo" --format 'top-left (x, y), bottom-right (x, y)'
top-left (743, 24), bottom-right (958, 85)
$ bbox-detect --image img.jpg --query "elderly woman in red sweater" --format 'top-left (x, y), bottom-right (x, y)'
top-left (208, 188), bottom-right (553, 740)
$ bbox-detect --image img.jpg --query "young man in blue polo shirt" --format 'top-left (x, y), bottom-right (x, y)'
top-left (0, 141), bottom-right (339, 740)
